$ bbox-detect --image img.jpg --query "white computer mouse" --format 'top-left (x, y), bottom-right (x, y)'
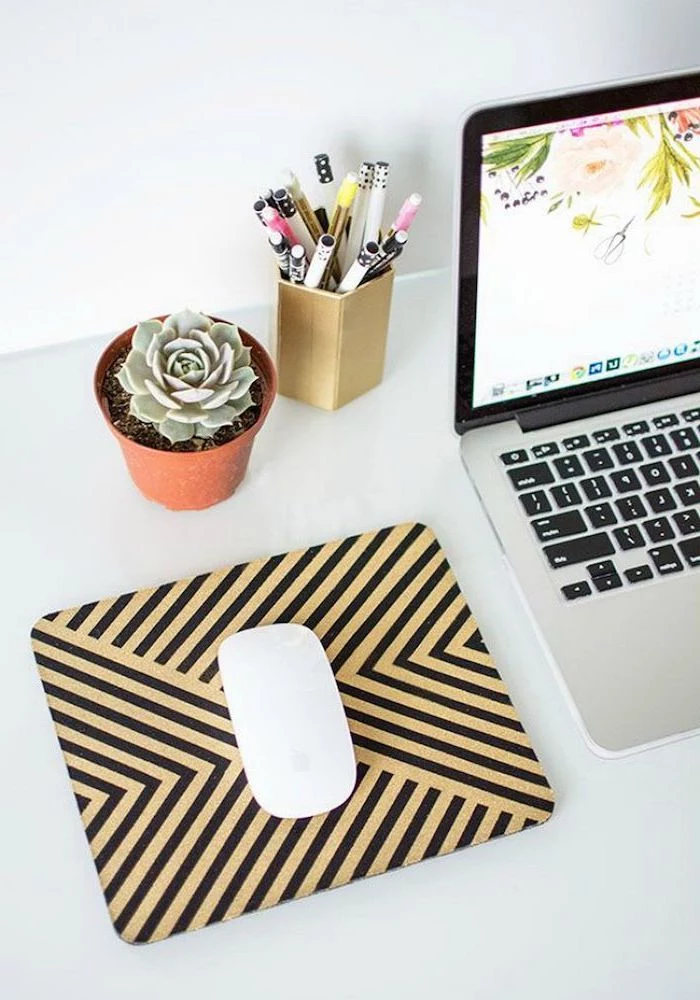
top-left (217, 623), bottom-right (357, 819)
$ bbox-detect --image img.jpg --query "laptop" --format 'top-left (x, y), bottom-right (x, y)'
top-left (455, 71), bottom-right (700, 756)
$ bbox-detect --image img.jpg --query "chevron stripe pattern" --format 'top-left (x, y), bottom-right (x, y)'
top-left (31, 522), bottom-right (555, 944)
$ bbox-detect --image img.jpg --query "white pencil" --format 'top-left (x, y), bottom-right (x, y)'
top-left (337, 241), bottom-right (380, 293)
top-left (304, 234), bottom-right (336, 289)
top-left (343, 161), bottom-right (374, 270)
top-left (363, 160), bottom-right (389, 244)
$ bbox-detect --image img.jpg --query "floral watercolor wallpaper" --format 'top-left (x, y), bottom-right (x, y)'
top-left (480, 105), bottom-right (700, 262)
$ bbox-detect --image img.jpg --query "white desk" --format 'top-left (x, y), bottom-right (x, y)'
top-left (2, 271), bottom-right (698, 999)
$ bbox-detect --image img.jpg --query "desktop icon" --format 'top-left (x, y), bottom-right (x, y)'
top-left (588, 361), bottom-right (603, 375)
top-left (491, 383), bottom-right (505, 398)
top-left (692, 340), bottom-right (700, 353)
top-left (526, 376), bottom-right (543, 390)
top-left (605, 357), bottom-right (621, 371)
top-left (622, 354), bottom-right (637, 367)
top-left (543, 373), bottom-right (560, 385)
top-left (640, 351), bottom-right (654, 364)
top-left (673, 343), bottom-right (688, 356)
top-left (571, 366), bottom-right (586, 380)
top-left (657, 347), bottom-right (671, 361)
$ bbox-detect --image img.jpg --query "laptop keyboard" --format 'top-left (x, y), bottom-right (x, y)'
top-left (501, 407), bottom-right (700, 599)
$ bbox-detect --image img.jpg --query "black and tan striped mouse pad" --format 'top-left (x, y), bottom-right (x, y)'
top-left (30, 522), bottom-right (555, 944)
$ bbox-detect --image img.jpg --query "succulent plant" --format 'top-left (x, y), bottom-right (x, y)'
top-left (117, 309), bottom-right (258, 444)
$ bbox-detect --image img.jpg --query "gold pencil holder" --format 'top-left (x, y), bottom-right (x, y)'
top-left (276, 269), bottom-right (394, 411)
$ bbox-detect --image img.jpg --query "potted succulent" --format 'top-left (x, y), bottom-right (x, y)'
top-left (94, 309), bottom-right (277, 510)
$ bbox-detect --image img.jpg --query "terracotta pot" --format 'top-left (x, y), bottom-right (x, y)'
top-left (94, 316), bottom-right (277, 510)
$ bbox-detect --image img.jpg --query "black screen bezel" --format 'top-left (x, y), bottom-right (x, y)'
top-left (455, 71), bottom-right (700, 434)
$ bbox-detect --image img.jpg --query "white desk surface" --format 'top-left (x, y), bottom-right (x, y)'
top-left (2, 271), bottom-right (698, 999)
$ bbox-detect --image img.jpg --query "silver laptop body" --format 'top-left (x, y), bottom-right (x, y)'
top-left (454, 72), bottom-right (700, 755)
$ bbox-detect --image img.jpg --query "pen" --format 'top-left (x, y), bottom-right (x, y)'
top-left (363, 229), bottom-right (407, 282)
top-left (315, 207), bottom-right (329, 232)
top-left (337, 240), bottom-right (379, 293)
top-left (289, 244), bottom-right (308, 284)
top-left (273, 187), bottom-right (316, 256)
top-left (304, 234), bottom-right (336, 289)
top-left (268, 230), bottom-right (291, 278)
top-left (363, 160), bottom-right (389, 244)
top-left (343, 161), bottom-right (374, 270)
top-left (384, 192), bottom-right (422, 241)
top-left (261, 205), bottom-right (297, 247)
top-left (280, 169), bottom-right (324, 245)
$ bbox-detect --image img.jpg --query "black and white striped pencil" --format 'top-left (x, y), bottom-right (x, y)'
top-left (267, 230), bottom-right (291, 278)
top-left (253, 198), bottom-right (268, 225)
top-left (289, 244), bottom-right (308, 284)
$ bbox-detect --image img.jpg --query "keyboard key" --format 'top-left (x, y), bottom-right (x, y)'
top-left (678, 536), bottom-right (700, 567)
top-left (613, 441), bottom-right (643, 465)
top-left (641, 434), bottom-right (671, 458)
top-left (585, 502), bottom-right (617, 528)
top-left (583, 447), bottom-right (613, 472)
top-left (519, 490), bottom-right (552, 516)
top-left (562, 434), bottom-right (590, 451)
top-left (532, 442), bottom-right (559, 458)
top-left (586, 559), bottom-right (616, 579)
top-left (673, 509), bottom-right (700, 535)
top-left (554, 455), bottom-right (584, 479)
top-left (508, 462), bottom-right (554, 491)
top-left (531, 510), bottom-right (587, 542)
top-left (625, 564), bottom-right (653, 584)
top-left (622, 420), bottom-right (649, 436)
top-left (645, 488), bottom-right (676, 513)
top-left (613, 524), bottom-right (645, 550)
top-left (501, 449), bottom-right (529, 466)
top-left (649, 544), bottom-right (683, 575)
top-left (592, 572), bottom-right (623, 593)
top-left (670, 427), bottom-right (699, 451)
top-left (593, 427), bottom-right (620, 443)
top-left (653, 414), bottom-right (679, 429)
top-left (615, 495), bottom-right (647, 521)
top-left (543, 532), bottom-right (614, 569)
top-left (581, 476), bottom-right (612, 501)
top-left (611, 469), bottom-right (642, 493)
top-left (551, 483), bottom-right (582, 508)
top-left (669, 454), bottom-right (698, 479)
top-left (639, 461), bottom-right (671, 486)
top-left (681, 407), bottom-right (700, 422)
top-left (561, 580), bottom-right (592, 600)
top-left (674, 481), bottom-right (700, 506)
top-left (643, 516), bottom-right (675, 543)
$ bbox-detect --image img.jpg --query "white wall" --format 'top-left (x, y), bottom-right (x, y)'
top-left (2, 0), bottom-right (699, 354)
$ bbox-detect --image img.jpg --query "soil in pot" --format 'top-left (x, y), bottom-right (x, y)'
top-left (102, 345), bottom-right (264, 453)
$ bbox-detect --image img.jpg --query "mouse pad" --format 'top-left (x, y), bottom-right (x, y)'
top-left (30, 522), bottom-right (555, 944)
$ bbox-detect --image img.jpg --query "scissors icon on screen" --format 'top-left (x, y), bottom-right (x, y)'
top-left (595, 217), bottom-right (634, 265)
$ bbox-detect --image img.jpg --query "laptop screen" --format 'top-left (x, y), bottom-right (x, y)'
top-left (472, 95), bottom-right (700, 410)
